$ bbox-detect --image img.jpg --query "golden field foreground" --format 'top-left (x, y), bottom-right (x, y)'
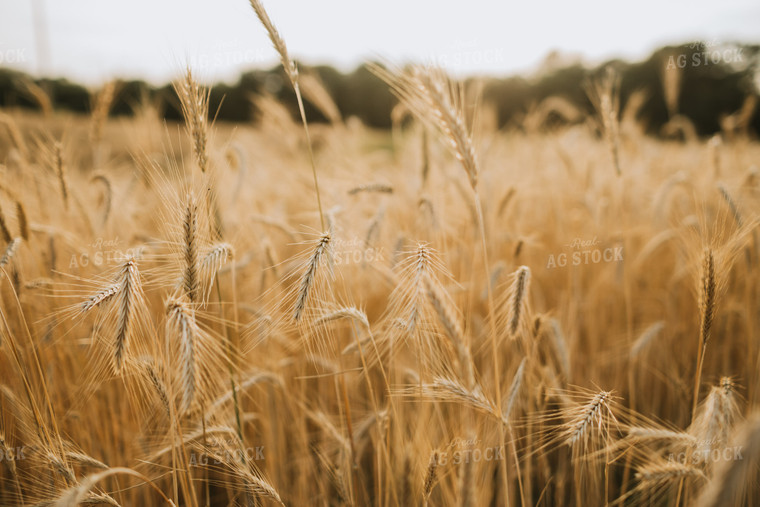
top-left (1, 55), bottom-right (760, 507)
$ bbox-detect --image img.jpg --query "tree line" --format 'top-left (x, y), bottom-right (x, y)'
top-left (0, 42), bottom-right (757, 137)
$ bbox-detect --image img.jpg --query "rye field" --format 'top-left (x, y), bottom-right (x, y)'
top-left (0, 2), bottom-right (758, 506)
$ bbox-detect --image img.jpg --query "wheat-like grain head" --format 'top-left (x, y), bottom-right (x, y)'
top-left (293, 231), bottom-right (332, 322)
top-left (166, 296), bottom-right (197, 414)
top-left (113, 257), bottom-right (141, 372)
top-left (370, 64), bottom-right (479, 190)
top-left (182, 193), bottom-right (200, 302)
top-left (175, 69), bottom-right (210, 173)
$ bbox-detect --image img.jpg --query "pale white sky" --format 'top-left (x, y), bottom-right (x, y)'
top-left (0, 0), bottom-right (758, 85)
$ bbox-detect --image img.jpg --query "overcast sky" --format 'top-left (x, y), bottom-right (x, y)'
top-left (0, 0), bottom-right (758, 85)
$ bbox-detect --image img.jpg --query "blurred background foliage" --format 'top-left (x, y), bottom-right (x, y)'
top-left (0, 42), bottom-right (758, 137)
